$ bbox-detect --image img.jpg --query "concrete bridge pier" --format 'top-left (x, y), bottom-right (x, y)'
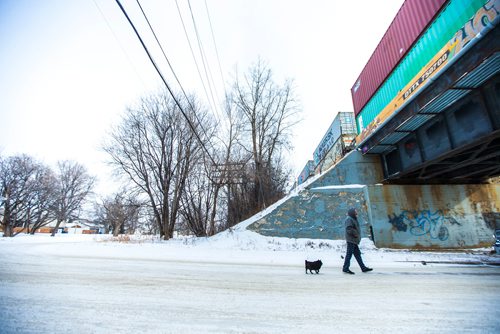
top-left (247, 151), bottom-right (499, 250)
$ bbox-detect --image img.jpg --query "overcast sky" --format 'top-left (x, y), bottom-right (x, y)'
top-left (0, 0), bottom-right (404, 193)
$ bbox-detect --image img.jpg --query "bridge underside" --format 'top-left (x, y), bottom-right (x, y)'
top-left (360, 26), bottom-right (500, 184)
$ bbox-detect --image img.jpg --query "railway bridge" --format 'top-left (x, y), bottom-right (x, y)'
top-left (245, 0), bottom-right (500, 250)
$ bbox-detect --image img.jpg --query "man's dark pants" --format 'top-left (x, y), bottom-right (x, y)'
top-left (343, 241), bottom-right (368, 271)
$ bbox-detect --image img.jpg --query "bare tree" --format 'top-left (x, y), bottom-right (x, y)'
top-left (103, 91), bottom-right (206, 240)
top-left (0, 155), bottom-right (48, 237)
top-left (229, 59), bottom-right (300, 213)
top-left (179, 162), bottom-right (213, 237)
top-left (92, 200), bottom-right (110, 234)
top-left (50, 161), bottom-right (95, 236)
top-left (26, 164), bottom-right (57, 234)
top-left (96, 192), bottom-right (141, 236)
top-left (209, 99), bottom-right (253, 231)
top-left (178, 96), bottom-right (245, 237)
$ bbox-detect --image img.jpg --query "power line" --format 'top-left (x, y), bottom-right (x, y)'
top-left (202, 0), bottom-right (229, 133)
top-left (92, 0), bottom-right (148, 90)
top-left (204, 0), bottom-right (225, 89)
top-left (114, 0), bottom-right (217, 166)
top-left (174, 0), bottom-right (218, 121)
top-left (134, 0), bottom-right (215, 148)
top-left (176, 0), bottom-right (225, 127)
top-left (187, 0), bottom-right (221, 117)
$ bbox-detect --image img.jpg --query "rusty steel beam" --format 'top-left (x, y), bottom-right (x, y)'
top-left (468, 138), bottom-right (493, 160)
top-left (384, 130), bottom-right (500, 182)
top-left (487, 166), bottom-right (500, 177)
top-left (409, 131), bottom-right (499, 174)
top-left (452, 164), bottom-right (500, 179)
top-left (420, 140), bottom-right (500, 179)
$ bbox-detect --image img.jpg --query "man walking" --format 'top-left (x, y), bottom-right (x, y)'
top-left (343, 208), bottom-right (373, 274)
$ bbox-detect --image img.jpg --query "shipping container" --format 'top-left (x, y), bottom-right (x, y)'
top-left (355, 0), bottom-right (499, 146)
top-left (314, 135), bottom-right (356, 174)
top-left (338, 111), bottom-right (357, 135)
top-left (356, 0), bottom-right (488, 133)
top-left (297, 160), bottom-right (315, 185)
top-left (313, 116), bottom-right (341, 166)
top-left (313, 112), bottom-right (356, 166)
top-left (351, 0), bottom-right (448, 116)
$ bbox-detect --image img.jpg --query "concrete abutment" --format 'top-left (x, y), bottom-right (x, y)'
top-left (247, 151), bottom-right (499, 249)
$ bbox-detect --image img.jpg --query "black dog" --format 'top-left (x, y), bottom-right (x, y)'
top-left (305, 260), bottom-right (323, 274)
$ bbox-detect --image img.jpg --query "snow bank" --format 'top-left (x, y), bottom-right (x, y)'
top-left (2, 229), bottom-right (497, 269)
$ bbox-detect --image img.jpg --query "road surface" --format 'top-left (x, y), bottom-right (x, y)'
top-left (0, 239), bottom-right (499, 333)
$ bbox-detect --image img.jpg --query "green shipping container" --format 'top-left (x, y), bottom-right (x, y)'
top-left (356, 0), bottom-right (487, 133)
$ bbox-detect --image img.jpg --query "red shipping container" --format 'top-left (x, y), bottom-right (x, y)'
top-left (351, 0), bottom-right (447, 116)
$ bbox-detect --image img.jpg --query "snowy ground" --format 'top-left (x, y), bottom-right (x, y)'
top-left (1, 229), bottom-right (500, 334)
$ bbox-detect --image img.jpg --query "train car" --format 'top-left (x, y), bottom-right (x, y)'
top-left (351, 0), bottom-right (447, 117)
top-left (297, 160), bottom-right (315, 185)
top-left (354, 0), bottom-right (488, 135)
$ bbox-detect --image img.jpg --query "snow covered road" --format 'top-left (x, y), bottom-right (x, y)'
top-left (1, 235), bottom-right (499, 333)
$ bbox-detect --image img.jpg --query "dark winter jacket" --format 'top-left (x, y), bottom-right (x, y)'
top-left (345, 215), bottom-right (361, 245)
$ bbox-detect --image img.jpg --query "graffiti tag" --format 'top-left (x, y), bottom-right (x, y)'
top-left (388, 213), bottom-right (408, 232)
top-left (388, 210), bottom-right (452, 241)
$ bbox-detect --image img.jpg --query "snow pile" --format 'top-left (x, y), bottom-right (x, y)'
top-left (1, 180), bottom-right (497, 266)
top-left (2, 226), bottom-right (497, 269)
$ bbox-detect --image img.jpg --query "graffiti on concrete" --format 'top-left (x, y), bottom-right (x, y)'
top-left (248, 189), bottom-right (368, 240)
top-left (482, 212), bottom-right (500, 230)
top-left (388, 213), bottom-right (408, 232)
top-left (448, 217), bottom-right (462, 226)
top-left (388, 210), bottom-right (456, 241)
top-left (408, 210), bottom-right (449, 241)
